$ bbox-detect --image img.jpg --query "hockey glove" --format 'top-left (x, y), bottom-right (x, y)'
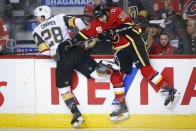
top-left (98, 29), bottom-right (119, 43)
top-left (83, 38), bottom-right (98, 50)
top-left (58, 39), bottom-right (73, 55)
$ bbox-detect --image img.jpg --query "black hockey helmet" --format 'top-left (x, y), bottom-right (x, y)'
top-left (94, 5), bottom-right (108, 18)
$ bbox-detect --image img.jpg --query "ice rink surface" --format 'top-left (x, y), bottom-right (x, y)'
top-left (0, 129), bottom-right (196, 131)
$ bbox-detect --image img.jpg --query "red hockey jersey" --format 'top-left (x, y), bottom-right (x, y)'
top-left (79, 6), bottom-right (132, 50)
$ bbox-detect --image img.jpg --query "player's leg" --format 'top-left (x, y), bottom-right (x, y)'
top-left (127, 35), bottom-right (180, 107)
top-left (56, 54), bottom-right (84, 128)
top-left (140, 65), bottom-right (180, 107)
top-left (109, 49), bottom-right (133, 121)
top-left (109, 72), bottom-right (129, 121)
top-left (76, 47), bottom-right (130, 121)
top-left (58, 87), bottom-right (83, 128)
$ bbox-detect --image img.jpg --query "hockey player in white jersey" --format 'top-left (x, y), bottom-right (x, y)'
top-left (32, 5), bottom-right (120, 128)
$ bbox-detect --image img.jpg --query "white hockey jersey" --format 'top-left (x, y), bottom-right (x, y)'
top-left (32, 13), bottom-right (86, 57)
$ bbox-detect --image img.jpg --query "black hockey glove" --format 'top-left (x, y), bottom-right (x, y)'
top-left (58, 39), bottom-right (73, 55)
top-left (98, 29), bottom-right (118, 43)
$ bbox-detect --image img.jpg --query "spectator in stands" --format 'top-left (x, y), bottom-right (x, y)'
top-left (149, 32), bottom-right (176, 55)
top-left (0, 0), bottom-right (13, 18)
top-left (164, 12), bottom-right (191, 54)
top-left (82, 0), bottom-right (103, 25)
top-left (186, 19), bottom-right (196, 54)
top-left (142, 23), bottom-right (161, 53)
top-left (0, 17), bottom-right (9, 55)
top-left (0, 0), bottom-right (13, 38)
top-left (153, 0), bottom-right (182, 19)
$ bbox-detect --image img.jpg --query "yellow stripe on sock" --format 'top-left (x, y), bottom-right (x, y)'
top-left (114, 92), bottom-right (124, 95)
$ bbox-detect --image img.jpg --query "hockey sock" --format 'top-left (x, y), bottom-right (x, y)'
top-left (113, 86), bottom-right (125, 103)
top-left (62, 92), bottom-right (78, 113)
top-left (140, 65), bottom-right (169, 89)
top-left (110, 72), bottom-right (125, 103)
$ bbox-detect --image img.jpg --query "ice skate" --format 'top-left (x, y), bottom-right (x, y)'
top-left (98, 60), bottom-right (120, 72)
top-left (70, 104), bottom-right (84, 128)
top-left (71, 109), bottom-right (84, 128)
top-left (110, 103), bottom-right (130, 121)
top-left (160, 86), bottom-right (181, 108)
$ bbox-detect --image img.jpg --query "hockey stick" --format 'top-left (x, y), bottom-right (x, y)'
top-left (1, 43), bottom-right (88, 56)
top-left (1, 50), bottom-right (40, 55)
top-left (113, 22), bottom-right (146, 33)
top-left (114, 25), bottom-right (134, 33)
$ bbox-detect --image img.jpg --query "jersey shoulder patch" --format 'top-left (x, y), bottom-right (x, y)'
top-left (64, 16), bottom-right (77, 28)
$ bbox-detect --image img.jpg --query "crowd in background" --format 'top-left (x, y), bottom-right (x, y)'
top-left (0, 0), bottom-right (196, 55)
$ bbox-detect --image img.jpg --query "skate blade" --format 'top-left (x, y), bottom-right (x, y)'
top-left (72, 116), bottom-right (84, 128)
top-left (166, 91), bottom-right (181, 109)
top-left (110, 112), bottom-right (130, 121)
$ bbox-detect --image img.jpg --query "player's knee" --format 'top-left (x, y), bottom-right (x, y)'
top-left (110, 72), bottom-right (124, 87)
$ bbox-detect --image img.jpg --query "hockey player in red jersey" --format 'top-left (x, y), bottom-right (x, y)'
top-left (74, 5), bottom-right (180, 121)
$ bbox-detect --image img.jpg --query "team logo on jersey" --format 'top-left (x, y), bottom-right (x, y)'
top-left (118, 11), bottom-right (127, 21)
top-left (96, 26), bottom-right (103, 33)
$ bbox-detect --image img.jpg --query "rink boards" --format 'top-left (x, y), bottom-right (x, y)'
top-left (0, 55), bottom-right (196, 129)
